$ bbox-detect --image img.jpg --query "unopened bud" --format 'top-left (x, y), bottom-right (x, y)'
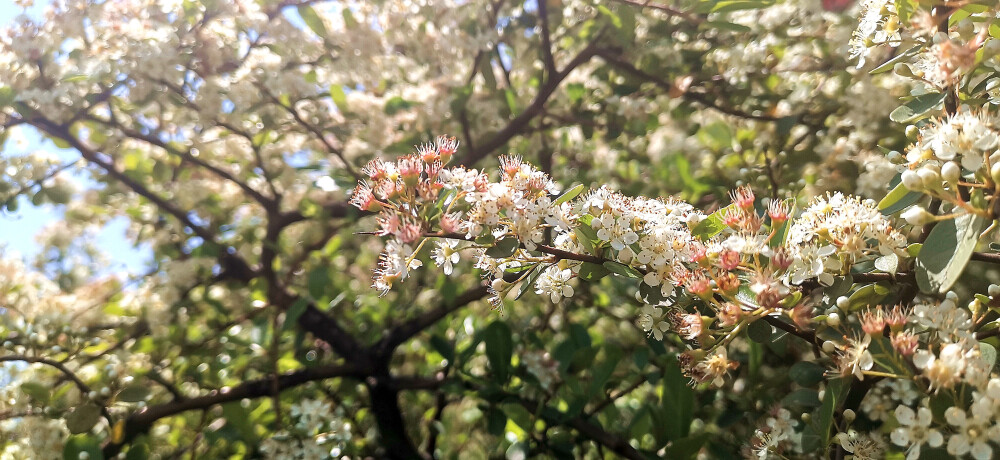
top-left (887, 150), bottom-right (904, 163)
top-left (843, 409), bottom-right (856, 422)
top-left (988, 284), bottom-right (1000, 297)
top-left (917, 167), bottom-right (940, 189)
top-left (491, 278), bottom-right (507, 292)
top-left (826, 312), bottom-right (841, 327)
top-left (835, 296), bottom-right (850, 310)
top-left (901, 170), bottom-right (923, 191)
top-left (905, 125), bottom-right (918, 140)
top-left (902, 206), bottom-right (935, 226)
top-left (822, 341), bottom-right (837, 354)
top-left (991, 162), bottom-right (1000, 185)
top-left (941, 161), bottom-right (961, 185)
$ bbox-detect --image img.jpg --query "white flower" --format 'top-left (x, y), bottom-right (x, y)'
top-left (534, 266), bottom-right (575, 302)
top-left (838, 334), bottom-right (874, 380)
top-left (944, 405), bottom-right (998, 460)
top-left (890, 406), bottom-right (943, 460)
top-left (913, 342), bottom-right (968, 392)
top-left (430, 239), bottom-right (461, 275)
top-left (837, 430), bottom-right (884, 460)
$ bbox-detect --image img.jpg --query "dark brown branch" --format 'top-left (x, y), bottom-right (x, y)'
top-left (458, 39), bottom-right (603, 165)
top-left (375, 285), bottom-right (490, 358)
top-left (536, 0), bottom-right (557, 75)
top-left (610, 0), bottom-right (704, 24)
top-left (512, 393), bottom-right (645, 460)
top-left (104, 363), bottom-right (363, 456)
top-left (0, 355), bottom-right (112, 422)
top-left (89, 113), bottom-right (277, 211)
top-left (596, 50), bottom-right (783, 122)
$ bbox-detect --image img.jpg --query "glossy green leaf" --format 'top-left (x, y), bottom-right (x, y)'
top-left (65, 404), bottom-right (102, 434)
top-left (578, 261), bottom-right (609, 281)
top-left (486, 237), bottom-right (520, 258)
top-left (116, 385), bottom-right (151, 403)
top-left (870, 45), bottom-right (920, 74)
top-left (484, 321), bottom-right (513, 382)
top-left (603, 260), bottom-right (642, 278)
top-left (553, 184), bottom-right (585, 206)
top-left (916, 213), bottom-right (986, 294)
top-left (789, 362), bottom-right (826, 387)
top-left (747, 319), bottom-right (773, 343)
top-left (878, 182), bottom-right (922, 215)
top-left (802, 378), bottom-right (847, 452)
top-left (659, 361), bottom-right (694, 441)
top-left (297, 5), bottom-right (328, 37)
top-left (20, 381), bottom-right (49, 403)
top-left (691, 205), bottom-right (733, 240)
top-left (63, 434), bottom-right (103, 460)
top-left (889, 92), bottom-right (945, 123)
top-left (515, 264), bottom-right (544, 299)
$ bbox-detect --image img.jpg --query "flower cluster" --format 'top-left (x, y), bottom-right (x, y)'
top-left (356, 144), bottom-right (916, 390)
top-left (785, 193), bottom-right (906, 285)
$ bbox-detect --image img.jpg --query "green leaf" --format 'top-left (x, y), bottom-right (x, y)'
top-left (691, 205), bottom-right (733, 240)
top-left (875, 253), bottom-right (899, 274)
top-left (65, 404), bottom-right (102, 434)
top-left (916, 213), bottom-right (986, 294)
top-left (578, 262), bottom-right (609, 281)
top-left (429, 335), bottom-right (455, 362)
top-left (889, 92), bottom-right (945, 123)
top-left (662, 433), bottom-right (711, 460)
top-left (516, 264), bottom-right (545, 300)
top-left (553, 184), bottom-right (585, 206)
top-left (503, 89), bottom-right (518, 115)
top-left (566, 83), bottom-right (586, 104)
top-left (781, 389), bottom-right (821, 408)
top-left (596, 5), bottom-right (622, 28)
top-left (603, 261), bottom-right (641, 278)
top-left (868, 335), bottom-right (911, 376)
top-left (847, 284), bottom-right (890, 312)
top-left (329, 85), bottom-right (348, 112)
top-left (222, 402), bottom-right (257, 442)
top-left (980, 342), bottom-right (997, 370)
top-left (746, 319), bottom-right (773, 343)
top-left (870, 45), bottom-right (920, 74)
top-left (61, 74), bottom-right (88, 83)
top-left (587, 347), bottom-right (623, 400)
top-left (789, 362), bottom-right (826, 387)
top-left (307, 267), bottom-right (329, 300)
top-left (696, 122), bottom-right (732, 151)
top-left (116, 385), bottom-right (151, 403)
top-left (769, 217), bottom-right (790, 248)
top-left (282, 298), bottom-right (309, 331)
top-left (486, 237), bottom-right (520, 258)
top-left (710, 0), bottom-right (776, 13)
top-left (484, 321), bottom-right (513, 382)
top-left (63, 434), bottom-right (103, 460)
top-left (0, 87), bottom-right (14, 106)
top-left (660, 361), bottom-right (694, 441)
top-left (297, 5), bottom-right (328, 38)
top-left (384, 96), bottom-right (415, 115)
top-left (878, 181), bottom-right (923, 215)
top-left (802, 378), bottom-right (847, 452)
top-left (20, 381), bottom-right (49, 402)
top-left (485, 406), bottom-right (507, 435)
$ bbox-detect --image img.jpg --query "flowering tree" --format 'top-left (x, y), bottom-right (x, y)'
top-left (3, 0), bottom-right (1000, 458)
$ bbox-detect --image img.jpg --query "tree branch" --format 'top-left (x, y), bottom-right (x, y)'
top-left (458, 39), bottom-right (602, 165)
top-left (104, 363), bottom-right (363, 456)
top-left (374, 285), bottom-right (490, 358)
